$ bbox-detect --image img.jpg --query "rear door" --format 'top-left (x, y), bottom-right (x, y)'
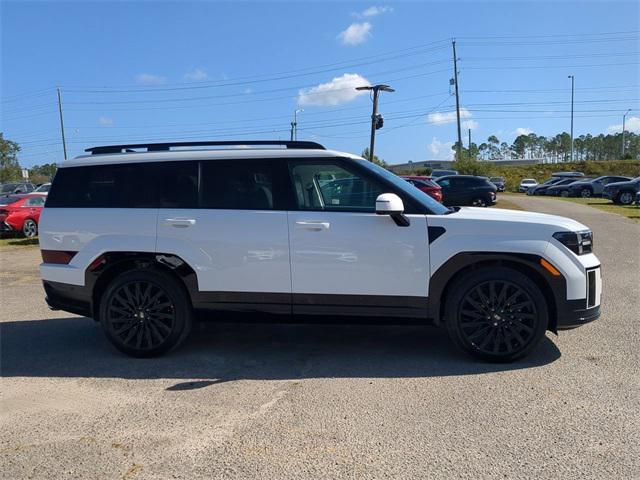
top-left (155, 159), bottom-right (291, 313)
top-left (286, 159), bottom-right (429, 317)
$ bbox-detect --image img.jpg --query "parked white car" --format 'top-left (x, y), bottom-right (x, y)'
top-left (519, 178), bottom-right (539, 192)
top-left (32, 183), bottom-right (51, 195)
top-left (39, 141), bottom-right (602, 362)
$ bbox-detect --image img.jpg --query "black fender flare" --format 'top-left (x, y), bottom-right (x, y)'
top-left (427, 252), bottom-right (567, 332)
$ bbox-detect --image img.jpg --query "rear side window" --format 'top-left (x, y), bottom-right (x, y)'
top-left (47, 163), bottom-right (168, 208)
top-left (200, 160), bottom-right (279, 210)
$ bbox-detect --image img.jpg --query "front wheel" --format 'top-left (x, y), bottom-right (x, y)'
top-left (99, 269), bottom-right (192, 357)
top-left (580, 188), bottom-right (592, 198)
top-left (471, 197), bottom-right (488, 207)
top-left (445, 268), bottom-right (548, 362)
top-left (22, 219), bottom-right (38, 238)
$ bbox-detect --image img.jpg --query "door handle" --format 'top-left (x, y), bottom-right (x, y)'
top-left (295, 221), bottom-right (330, 231)
top-left (164, 218), bottom-right (196, 228)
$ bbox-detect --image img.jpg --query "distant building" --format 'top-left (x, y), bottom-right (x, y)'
top-left (388, 157), bottom-right (544, 173)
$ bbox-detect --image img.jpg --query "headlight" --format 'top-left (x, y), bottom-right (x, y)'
top-left (553, 230), bottom-right (593, 255)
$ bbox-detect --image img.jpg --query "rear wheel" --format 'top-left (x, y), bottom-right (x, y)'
top-left (618, 191), bottom-right (634, 205)
top-left (560, 190), bottom-right (569, 198)
top-left (445, 268), bottom-right (548, 362)
top-left (99, 269), bottom-right (192, 357)
top-left (22, 219), bottom-right (38, 238)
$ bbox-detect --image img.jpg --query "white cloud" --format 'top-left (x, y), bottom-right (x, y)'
top-left (98, 116), bottom-right (114, 127)
top-left (427, 107), bottom-right (472, 125)
top-left (244, 87), bottom-right (253, 95)
top-left (359, 6), bottom-right (393, 17)
top-left (462, 120), bottom-right (478, 131)
top-left (135, 73), bottom-right (167, 85)
top-left (298, 73), bottom-right (370, 107)
top-left (607, 116), bottom-right (640, 134)
top-left (338, 22), bottom-right (372, 45)
top-left (514, 127), bottom-right (533, 136)
top-left (428, 137), bottom-right (455, 160)
top-left (183, 68), bottom-right (208, 81)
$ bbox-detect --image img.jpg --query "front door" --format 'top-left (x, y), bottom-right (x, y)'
top-left (286, 159), bottom-right (430, 317)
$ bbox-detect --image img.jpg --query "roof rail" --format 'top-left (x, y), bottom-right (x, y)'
top-left (85, 140), bottom-right (326, 155)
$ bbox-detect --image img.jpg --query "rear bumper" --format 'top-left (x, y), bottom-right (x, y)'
top-left (43, 280), bottom-right (93, 318)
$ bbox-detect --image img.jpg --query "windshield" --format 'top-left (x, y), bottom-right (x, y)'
top-left (35, 184), bottom-right (51, 192)
top-left (356, 160), bottom-right (450, 215)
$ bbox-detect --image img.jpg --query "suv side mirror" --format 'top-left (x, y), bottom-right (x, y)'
top-left (375, 193), bottom-right (410, 227)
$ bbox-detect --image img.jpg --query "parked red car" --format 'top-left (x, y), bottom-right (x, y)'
top-left (401, 176), bottom-right (443, 203)
top-left (0, 194), bottom-right (45, 238)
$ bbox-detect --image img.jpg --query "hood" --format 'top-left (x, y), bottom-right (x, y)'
top-left (448, 206), bottom-right (588, 231)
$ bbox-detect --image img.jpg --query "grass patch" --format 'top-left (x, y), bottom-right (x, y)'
top-left (491, 195), bottom-right (525, 211)
top-left (554, 197), bottom-right (640, 223)
top-left (0, 236), bottom-right (39, 247)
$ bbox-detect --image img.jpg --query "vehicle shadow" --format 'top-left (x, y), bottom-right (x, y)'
top-left (1, 317), bottom-right (561, 385)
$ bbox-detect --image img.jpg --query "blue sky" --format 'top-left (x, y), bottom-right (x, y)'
top-left (1, 1), bottom-right (638, 167)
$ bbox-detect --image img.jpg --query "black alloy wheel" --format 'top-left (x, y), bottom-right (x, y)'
top-left (471, 197), bottom-right (487, 207)
top-left (445, 268), bottom-right (548, 362)
top-left (100, 270), bottom-right (192, 357)
top-left (560, 190), bottom-right (570, 197)
top-left (580, 188), bottom-right (592, 198)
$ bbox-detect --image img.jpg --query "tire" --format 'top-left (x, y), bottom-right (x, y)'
top-left (99, 269), bottom-right (192, 357)
top-left (560, 190), bottom-right (569, 198)
top-left (618, 191), bottom-right (634, 205)
top-left (580, 188), bottom-right (592, 198)
top-left (22, 219), bottom-right (38, 238)
top-left (471, 197), bottom-right (487, 207)
top-left (444, 267), bottom-right (548, 362)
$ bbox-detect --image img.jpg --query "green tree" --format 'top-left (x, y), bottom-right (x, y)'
top-left (0, 133), bottom-right (22, 183)
top-left (361, 148), bottom-right (388, 168)
top-left (30, 163), bottom-right (58, 183)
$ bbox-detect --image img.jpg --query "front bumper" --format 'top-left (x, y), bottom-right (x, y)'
top-left (557, 303), bottom-right (600, 329)
top-left (0, 221), bottom-right (15, 233)
top-left (602, 190), bottom-right (615, 200)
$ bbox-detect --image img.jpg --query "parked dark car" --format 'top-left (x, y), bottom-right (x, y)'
top-left (566, 175), bottom-right (632, 198)
top-left (0, 182), bottom-right (35, 194)
top-left (436, 175), bottom-right (497, 207)
top-left (546, 179), bottom-right (593, 197)
top-left (430, 169), bottom-right (458, 179)
top-left (602, 177), bottom-right (640, 205)
top-left (489, 176), bottom-right (505, 192)
top-left (528, 177), bottom-right (577, 196)
top-left (401, 176), bottom-right (443, 202)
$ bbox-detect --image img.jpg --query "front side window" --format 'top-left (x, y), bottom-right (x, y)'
top-left (24, 197), bottom-right (45, 207)
top-left (289, 162), bottom-right (383, 212)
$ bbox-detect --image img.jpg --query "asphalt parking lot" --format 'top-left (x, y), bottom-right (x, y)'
top-left (1, 197), bottom-right (639, 479)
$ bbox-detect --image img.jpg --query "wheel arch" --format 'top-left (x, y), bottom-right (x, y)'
top-left (428, 252), bottom-right (563, 333)
top-left (86, 252), bottom-right (198, 320)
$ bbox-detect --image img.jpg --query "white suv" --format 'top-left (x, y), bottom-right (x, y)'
top-left (39, 141), bottom-right (602, 361)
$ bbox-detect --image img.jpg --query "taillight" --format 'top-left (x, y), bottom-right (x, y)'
top-left (41, 250), bottom-right (77, 264)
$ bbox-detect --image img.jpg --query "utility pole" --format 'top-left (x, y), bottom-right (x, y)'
top-left (622, 109), bottom-right (631, 157)
top-left (56, 88), bottom-right (68, 160)
top-left (468, 128), bottom-right (472, 159)
top-left (355, 84), bottom-right (395, 161)
top-left (291, 108), bottom-right (303, 141)
top-left (568, 75), bottom-right (574, 162)
top-left (452, 39), bottom-right (463, 161)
